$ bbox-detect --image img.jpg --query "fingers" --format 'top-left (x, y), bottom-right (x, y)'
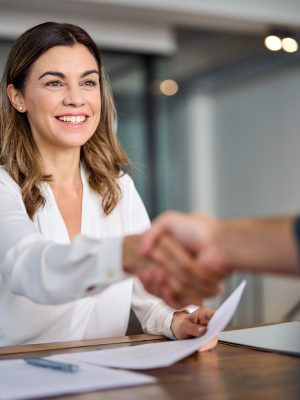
top-left (140, 211), bottom-right (216, 258)
top-left (154, 235), bottom-right (221, 299)
top-left (144, 234), bottom-right (194, 305)
top-left (171, 308), bottom-right (217, 341)
top-left (138, 233), bottom-right (223, 306)
top-left (171, 312), bottom-right (206, 340)
top-left (140, 211), bottom-right (186, 256)
top-left (189, 308), bottom-right (215, 325)
top-left (179, 318), bottom-right (207, 339)
top-left (134, 210), bottom-right (228, 306)
top-left (137, 267), bottom-right (168, 299)
top-left (128, 221), bottom-right (225, 306)
top-left (198, 338), bottom-right (218, 352)
top-left (138, 267), bottom-right (195, 309)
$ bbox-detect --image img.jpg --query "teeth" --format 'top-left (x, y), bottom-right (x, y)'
top-left (58, 115), bottom-right (86, 124)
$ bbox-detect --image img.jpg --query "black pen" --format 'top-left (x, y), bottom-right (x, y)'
top-left (24, 357), bottom-right (79, 373)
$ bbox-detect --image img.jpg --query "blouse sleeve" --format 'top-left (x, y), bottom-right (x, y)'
top-left (0, 180), bottom-right (127, 305)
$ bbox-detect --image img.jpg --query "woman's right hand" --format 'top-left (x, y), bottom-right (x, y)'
top-left (123, 233), bottom-right (222, 308)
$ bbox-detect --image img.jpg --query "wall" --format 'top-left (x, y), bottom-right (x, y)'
top-left (187, 65), bottom-right (300, 323)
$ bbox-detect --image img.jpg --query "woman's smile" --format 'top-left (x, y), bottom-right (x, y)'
top-left (55, 114), bottom-right (90, 128)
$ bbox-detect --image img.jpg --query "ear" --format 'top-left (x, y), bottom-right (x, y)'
top-left (6, 84), bottom-right (26, 113)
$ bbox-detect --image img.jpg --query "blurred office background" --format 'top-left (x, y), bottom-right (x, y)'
top-left (1, 0), bottom-right (300, 327)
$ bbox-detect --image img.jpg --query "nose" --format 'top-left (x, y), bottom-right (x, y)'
top-left (63, 85), bottom-right (85, 107)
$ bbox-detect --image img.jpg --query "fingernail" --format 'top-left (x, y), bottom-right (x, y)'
top-left (198, 327), bottom-right (205, 334)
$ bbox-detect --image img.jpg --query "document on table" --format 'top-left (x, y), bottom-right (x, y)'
top-left (0, 359), bottom-right (155, 400)
top-left (50, 280), bottom-right (246, 370)
top-left (219, 321), bottom-right (300, 356)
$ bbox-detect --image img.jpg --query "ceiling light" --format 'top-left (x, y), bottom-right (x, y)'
top-left (264, 34), bottom-right (282, 51)
top-left (160, 79), bottom-right (179, 96)
top-left (282, 37), bottom-right (298, 53)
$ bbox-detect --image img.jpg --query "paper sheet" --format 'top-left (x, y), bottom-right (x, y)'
top-left (0, 359), bottom-right (155, 400)
top-left (51, 280), bottom-right (246, 370)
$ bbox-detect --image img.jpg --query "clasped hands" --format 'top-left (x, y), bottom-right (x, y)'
top-left (123, 212), bottom-right (230, 343)
top-left (123, 212), bottom-right (229, 309)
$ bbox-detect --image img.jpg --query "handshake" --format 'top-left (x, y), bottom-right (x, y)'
top-left (123, 211), bottom-right (299, 308)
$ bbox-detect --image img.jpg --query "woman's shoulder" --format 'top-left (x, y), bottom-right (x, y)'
top-left (117, 171), bottom-right (134, 185)
top-left (117, 171), bottom-right (136, 193)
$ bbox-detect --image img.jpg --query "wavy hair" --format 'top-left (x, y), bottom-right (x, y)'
top-left (0, 22), bottom-right (130, 219)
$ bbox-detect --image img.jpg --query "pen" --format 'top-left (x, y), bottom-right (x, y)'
top-left (24, 357), bottom-right (79, 373)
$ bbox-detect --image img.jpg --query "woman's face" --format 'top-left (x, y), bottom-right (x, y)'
top-left (14, 44), bottom-right (101, 151)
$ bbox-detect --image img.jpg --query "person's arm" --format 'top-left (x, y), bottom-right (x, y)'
top-left (0, 173), bottom-right (210, 310)
top-left (138, 211), bottom-right (300, 306)
top-left (141, 211), bottom-right (300, 276)
top-left (209, 215), bottom-right (300, 276)
top-left (0, 179), bottom-right (139, 305)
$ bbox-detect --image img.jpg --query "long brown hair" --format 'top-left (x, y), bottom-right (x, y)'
top-left (0, 22), bottom-right (129, 219)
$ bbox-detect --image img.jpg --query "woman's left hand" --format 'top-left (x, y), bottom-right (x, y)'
top-left (170, 307), bottom-right (217, 345)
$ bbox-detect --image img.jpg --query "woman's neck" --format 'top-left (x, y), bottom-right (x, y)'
top-left (40, 148), bottom-right (82, 189)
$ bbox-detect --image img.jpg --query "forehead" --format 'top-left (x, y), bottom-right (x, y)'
top-left (30, 44), bottom-right (99, 76)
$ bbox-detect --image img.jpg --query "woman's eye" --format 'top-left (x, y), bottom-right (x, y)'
top-left (83, 80), bottom-right (97, 87)
top-left (45, 80), bottom-right (63, 87)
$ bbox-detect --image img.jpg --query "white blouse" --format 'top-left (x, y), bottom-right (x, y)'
top-left (0, 166), bottom-right (175, 346)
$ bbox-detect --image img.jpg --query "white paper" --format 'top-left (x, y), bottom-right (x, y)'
top-left (0, 359), bottom-right (155, 400)
top-left (51, 280), bottom-right (246, 370)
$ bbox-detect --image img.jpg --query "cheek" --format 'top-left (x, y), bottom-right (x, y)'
top-left (88, 89), bottom-right (101, 111)
top-left (92, 95), bottom-right (101, 115)
top-left (25, 94), bottom-right (53, 116)
top-left (91, 96), bottom-right (101, 126)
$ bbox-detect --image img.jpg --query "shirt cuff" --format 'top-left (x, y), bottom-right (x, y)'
top-left (163, 310), bottom-right (177, 340)
top-left (71, 235), bottom-right (127, 297)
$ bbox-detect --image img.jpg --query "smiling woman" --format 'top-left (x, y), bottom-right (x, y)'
top-left (1, 23), bottom-right (123, 219)
top-left (0, 22), bottom-right (216, 347)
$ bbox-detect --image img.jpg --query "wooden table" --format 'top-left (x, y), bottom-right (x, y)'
top-left (1, 333), bottom-right (299, 400)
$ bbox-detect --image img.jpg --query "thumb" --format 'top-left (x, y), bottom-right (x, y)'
top-left (139, 211), bottom-right (186, 256)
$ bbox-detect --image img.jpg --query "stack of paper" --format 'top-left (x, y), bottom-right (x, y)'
top-left (50, 280), bottom-right (246, 369)
top-left (0, 280), bottom-right (246, 399)
top-left (0, 360), bottom-right (155, 400)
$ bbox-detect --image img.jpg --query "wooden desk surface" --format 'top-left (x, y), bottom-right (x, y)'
top-left (1, 334), bottom-right (299, 400)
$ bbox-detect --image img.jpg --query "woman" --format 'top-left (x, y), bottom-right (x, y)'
top-left (0, 22), bottom-right (215, 346)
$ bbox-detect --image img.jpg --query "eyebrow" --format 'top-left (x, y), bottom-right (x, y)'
top-left (38, 69), bottom-right (99, 80)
